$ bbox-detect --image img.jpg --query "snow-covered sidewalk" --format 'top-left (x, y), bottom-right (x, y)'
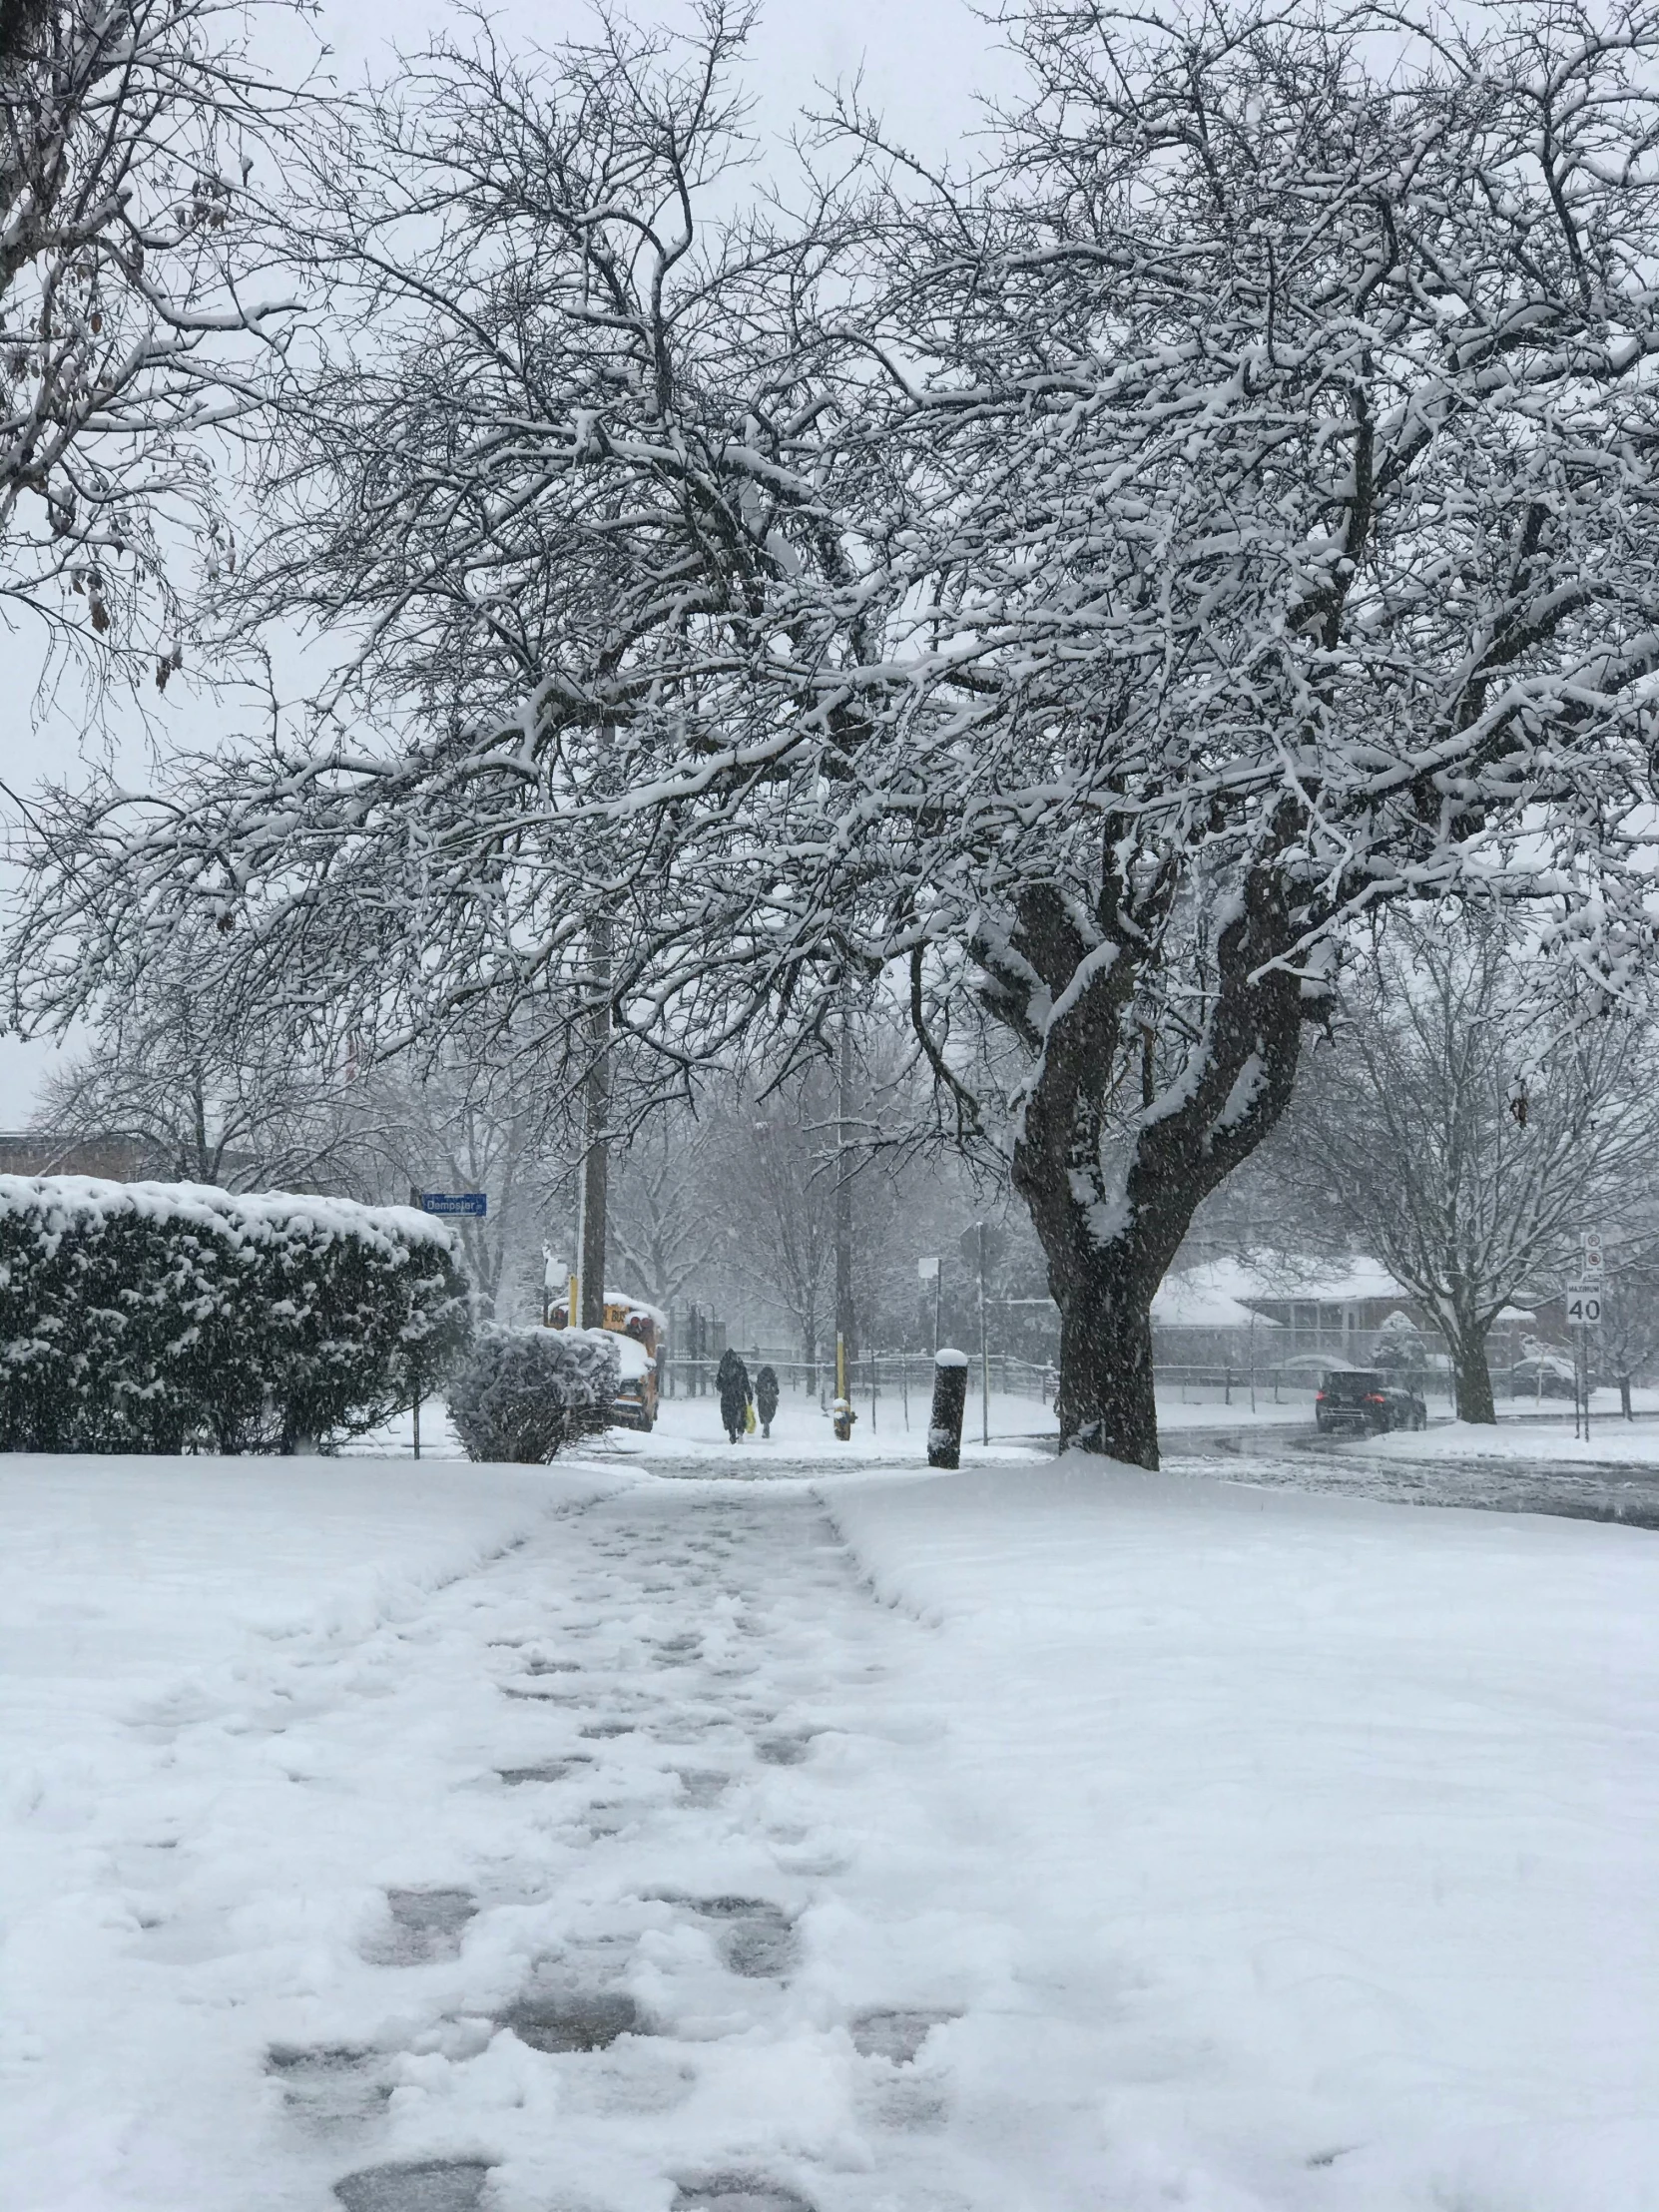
top-left (2, 1448), bottom-right (1655, 2212)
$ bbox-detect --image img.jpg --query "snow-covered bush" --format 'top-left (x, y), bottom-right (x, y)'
top-left (447, 1326), bottom-right (618, 1463)
top-left (0, 1178), bottom-right (472, 1455)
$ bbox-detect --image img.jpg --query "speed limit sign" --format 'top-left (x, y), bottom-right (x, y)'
top-left (1565, 1285), bottom-right (1602, 1328)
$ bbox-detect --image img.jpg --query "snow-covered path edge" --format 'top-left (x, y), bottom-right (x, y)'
top-left (816, 1459), bottom-right (1659, 2212)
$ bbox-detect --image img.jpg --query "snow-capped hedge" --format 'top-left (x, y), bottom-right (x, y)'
top-left (0, 1178), bottom-right (472, 1455)
top-left (447, 1325), bottom-right (619, 1463)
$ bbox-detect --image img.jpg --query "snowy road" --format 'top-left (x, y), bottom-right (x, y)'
top-left (5, 1469), bottom-right (1053, 2212)
top-left (1166, 1427), bottom-right (1659, 1526)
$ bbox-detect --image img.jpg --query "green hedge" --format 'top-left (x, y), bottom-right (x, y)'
top-left (0, 1177), bottom-right (472, 1454)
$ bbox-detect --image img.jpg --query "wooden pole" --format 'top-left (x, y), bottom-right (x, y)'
top-left (577, 912), bottom-right (613, 1331)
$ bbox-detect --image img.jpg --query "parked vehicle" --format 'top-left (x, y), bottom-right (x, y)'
top-left (1315, 1368), bottom-right (1427, 1435)
top-left (1509, 1353), bottom-right (1577, 1400)
top-left (544, 1291), bottom-right (663, 1430)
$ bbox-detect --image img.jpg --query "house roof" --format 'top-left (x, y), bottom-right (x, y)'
top-left (1156, 1254), bottom-right (1407, 1318)
top-left (1161, 1254), bottom-right (1534, 1327)
top-left (1152, 1265), bottom-right (1286, 1328)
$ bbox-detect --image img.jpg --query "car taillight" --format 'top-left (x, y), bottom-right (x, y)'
top-left (1315, 1391), bottom-right (1326, 1401)
top-left (1366, 1393), bottom-right (1384, 1403)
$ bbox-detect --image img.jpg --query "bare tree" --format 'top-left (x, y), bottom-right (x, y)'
top-left (608, 1107), bottom-right (719, 1313)
top-left (723, 1069), bottom-right (839, 1371)
top-left (1292, 919), bottom-right (1659, 1421)
top-left (33, 927), bottom-right (371, 1190)
top-left (0, 0), bottom-right (310, 690)
top-left (1594, 1248), bottom-right (1659, 1419)
top-left (345, 1052), bottom-right (571, 1321)
top-left (12, 4), bottom-right (1659, 1472)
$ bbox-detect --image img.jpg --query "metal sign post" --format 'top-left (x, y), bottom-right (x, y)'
top-left (1565, 1280), bottom-right (1602, 1442)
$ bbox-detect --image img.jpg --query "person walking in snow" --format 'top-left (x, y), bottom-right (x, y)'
top-left (755, 1364), bottom-right (780, 1439)
top-left (716, 1348), bottom-right (752, 1443)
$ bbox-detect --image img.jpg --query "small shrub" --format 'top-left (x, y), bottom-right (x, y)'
top-left (447, 1326), bottom-right (618, 1463)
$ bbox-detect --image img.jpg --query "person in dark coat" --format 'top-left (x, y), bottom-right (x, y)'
top-left (716, 1348), bottom-right (752, 1442)
top-left (755, 1364), bottom-right (780, 1439)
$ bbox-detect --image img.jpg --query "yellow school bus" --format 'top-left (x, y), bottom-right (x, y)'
top-left (544, 1290), bottom-right (663, 1431)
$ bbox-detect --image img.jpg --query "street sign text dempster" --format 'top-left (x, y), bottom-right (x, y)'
top-left (420, 1192), bottom-right (487, 1218)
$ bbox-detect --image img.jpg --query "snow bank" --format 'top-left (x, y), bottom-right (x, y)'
top-left (0, 1452), bottom-right (627, 1936)
top-left (818, 1459), bottom-right (1659, 2210)
top-left (1367, 1415), bottom-right (1659, 1464)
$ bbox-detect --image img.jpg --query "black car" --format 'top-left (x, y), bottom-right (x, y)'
top-left (1315, 1368), bottom-right (1427, 1436)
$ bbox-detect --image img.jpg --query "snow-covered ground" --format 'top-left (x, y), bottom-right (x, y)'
top-left (2, 1441), bottom-right (1654, 2212)
top-left (351, 1385), bottom-right (1322, 1466)
top-left (827, 1464), bottom-right (1659, 2210)
top-left (1365, 1413), bottom-right (1659, 1462)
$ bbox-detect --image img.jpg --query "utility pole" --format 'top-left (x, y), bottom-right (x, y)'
top-left (977, 1219), bottom-right (990, 1446)
top-left (833, 997), bottom-right (856, 1434)
top-left (575, 911), bottom-right (613, 1330)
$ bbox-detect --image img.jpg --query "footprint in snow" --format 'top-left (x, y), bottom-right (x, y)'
top-left (674, 1769), bottom-right (731, 1806)
top-left (754, 1732), bottom-right (816, 1767)
top-left (672, 2175), bottom-right (816, 2212)
top-left (498, 1988), bottom-right (644, 2051)
top-left (266, 2044), bottom-right (389, 2128)
top-left (495, 1758), bottom-right (591, 1785)
top-left (848, 2008), bottom-right (956, 2063)
top-left (362, 1889), bottom-right (476, 1965)
top-left (333, 2159), bottom-right (492, 2212)
top-left (681, 1895), bottom-right (799, 1978)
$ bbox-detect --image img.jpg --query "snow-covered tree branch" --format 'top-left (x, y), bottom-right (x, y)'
top-left (12, 2), bottom-right (1659, 1464)
top-left (0, 0), bottom-right (313, 691)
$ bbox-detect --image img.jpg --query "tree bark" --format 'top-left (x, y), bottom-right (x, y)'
top-left (1004, 845), bottom-right (1322, 1469)
top-left (1449, 1321), bottom-right (1497, 1423)
top-left (1053, 1256), bottom-right (1161, 1466)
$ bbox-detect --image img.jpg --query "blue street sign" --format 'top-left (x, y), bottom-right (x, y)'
top-left (420, 1192), bottom-right (487, 1218)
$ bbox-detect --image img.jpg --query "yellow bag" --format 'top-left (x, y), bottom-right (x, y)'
top-left (745, 1399), bottom-right (757, 1434)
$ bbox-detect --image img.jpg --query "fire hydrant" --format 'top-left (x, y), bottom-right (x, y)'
top-left (831, 1395), bottom-right (856, 1442)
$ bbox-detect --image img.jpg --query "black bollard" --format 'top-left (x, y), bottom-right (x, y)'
top-left (927, 1349), bottom-right (969, 1468)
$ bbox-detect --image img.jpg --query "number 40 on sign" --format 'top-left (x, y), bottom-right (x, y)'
top-left (1565, 1285), bottom-right (1602, 1328)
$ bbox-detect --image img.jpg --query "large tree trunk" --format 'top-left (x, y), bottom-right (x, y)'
top-left (1053, 1256), bottom-right (1161, 1465)
top-left (1002, 848), bottom-right (1323, 1469)
top-left (1448, 1319), bottom-right (1497, 1423)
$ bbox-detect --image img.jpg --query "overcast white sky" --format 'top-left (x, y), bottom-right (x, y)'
top-left (0, 0), bottom-right (1014, 1125)
top-left (313, 0), bottom-right (1011, 153)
